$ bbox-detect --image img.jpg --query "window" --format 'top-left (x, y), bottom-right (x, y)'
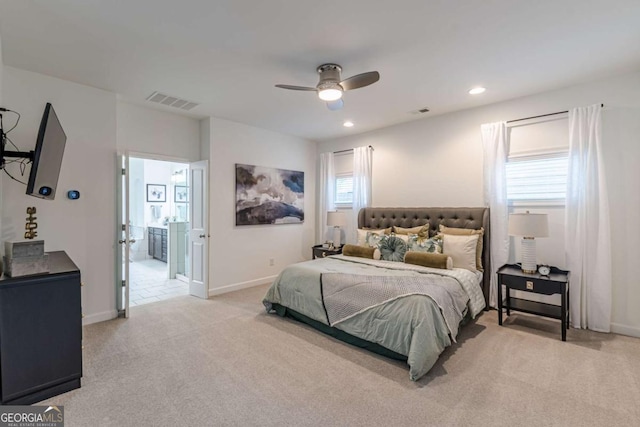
top-left (335, 174), bottom-right (353, 205)
top-left (506, 152), bottom-right (568, 203)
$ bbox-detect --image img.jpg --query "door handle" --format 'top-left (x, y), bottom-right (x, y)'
top-left (118, 239), bottom-right (126, 244)
top-left (199, 234), bottom-right (206, 238)
top-left (130, 239), bottom-right (136, 244)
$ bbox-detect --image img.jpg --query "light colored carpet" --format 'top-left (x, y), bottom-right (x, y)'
top-left (43, 284), bottom-right (640, 426)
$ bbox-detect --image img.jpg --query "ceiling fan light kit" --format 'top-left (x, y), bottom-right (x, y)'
top-left (317, 84), bottom-right (343, 101)
top-left (276, 63), bottom-right (379, 110)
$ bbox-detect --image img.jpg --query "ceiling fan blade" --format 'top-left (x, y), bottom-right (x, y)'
top-left (326, 99), bottom-right (344, 111)
top-left (340, 71), bottom-right (380, 91)
top-left (275, 84), bottom-right (317, 91)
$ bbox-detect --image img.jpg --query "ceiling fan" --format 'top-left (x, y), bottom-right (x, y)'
top-left (275, 64), bottom-right (380, 111)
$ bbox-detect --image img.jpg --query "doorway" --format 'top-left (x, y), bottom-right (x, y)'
top-left (117, 154), bottom-right (208, 316)
top-left (128, 157), bottom-right (189, 305)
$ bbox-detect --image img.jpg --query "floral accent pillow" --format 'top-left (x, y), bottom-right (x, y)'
top-left (407, 234), bottom-right (443, 254)
top-left (365, 231), bottom-right (386, 248)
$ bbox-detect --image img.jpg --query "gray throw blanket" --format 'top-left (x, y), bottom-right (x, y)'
top-left (321, 273), bottom-right (470, 340)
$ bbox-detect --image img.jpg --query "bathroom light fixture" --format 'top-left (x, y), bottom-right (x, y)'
top-left (343, 121), bottom-right (354, 128)
top-left (469, 87), bottom-right (486, 95)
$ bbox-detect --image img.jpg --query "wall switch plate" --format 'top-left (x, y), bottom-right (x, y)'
top-left (526, 281), bottom-right (534, 290)
top-left (269, 258), bottom-right (275, 266)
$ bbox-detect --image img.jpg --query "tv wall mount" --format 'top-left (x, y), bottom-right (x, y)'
top-left (0, 108), bottom-right (34, 169)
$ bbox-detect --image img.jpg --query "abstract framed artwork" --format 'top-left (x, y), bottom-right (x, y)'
top-left (174, 185), bottom-right (188, 203)
top-left (235, 164), bottom-right (304, 225)
top-left (146, 184), bottom-right (166, 202)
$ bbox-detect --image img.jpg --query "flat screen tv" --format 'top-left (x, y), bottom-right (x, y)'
top-left (26, 103), bottom-right (67, 200)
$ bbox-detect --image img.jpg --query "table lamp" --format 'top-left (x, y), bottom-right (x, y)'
top-left (326, 211), bottom-right (347, 248)
top-left (508, 212), bottom-right (549, 274)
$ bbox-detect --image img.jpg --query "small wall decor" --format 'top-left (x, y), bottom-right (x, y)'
top-left (174, 185), bottom-right (188, 203)
top-left (146, 184), bottom-right (166, 202)
top-left (236, 163), bottom-right (304, 225)
top-left (24, 207), bottom-right (38, 239)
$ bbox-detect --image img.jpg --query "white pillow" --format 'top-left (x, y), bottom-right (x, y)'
top-left (442, 234), bottom-right (479, 271)
top-left (392, 234), bottom-right (409, 243)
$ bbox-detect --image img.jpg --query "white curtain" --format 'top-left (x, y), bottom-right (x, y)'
top-left (565, 104), bottom-right (611, 332)
top-left (317, 152), bottom-right (335, 244)
top-left (351, 146), bottom-right (373, 244)
top-left (481, 121), bottom-right (510, 308)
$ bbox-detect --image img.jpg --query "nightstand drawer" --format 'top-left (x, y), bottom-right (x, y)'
top-left (500, 274), bottom-right (562, 295)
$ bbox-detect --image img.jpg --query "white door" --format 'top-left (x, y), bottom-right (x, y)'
top-left (116, 154), bottom-right (131, 317)
top-left (189, 160), bottom-right (209, 299)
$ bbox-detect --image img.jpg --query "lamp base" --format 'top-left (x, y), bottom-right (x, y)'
top-left (520, 237), bottom-right (537, 274)
top-left (332, 227), bottom-right (341, 248)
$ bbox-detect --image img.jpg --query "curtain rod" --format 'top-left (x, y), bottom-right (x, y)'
top-left (507, 104), bottom-right (604, 124)
top-left (334, 145), bottom-right (374, 155)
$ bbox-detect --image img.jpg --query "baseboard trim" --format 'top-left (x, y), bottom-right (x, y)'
top-left (83, 309), bottom-right (118, 326)
top-left (611, 322), bottom-right (640, 338)
top-left (209, 275), bottom-right (277, 297)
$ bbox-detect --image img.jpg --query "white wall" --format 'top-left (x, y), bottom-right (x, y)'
top-left (1, 66), bottom-right (118, 324)
top-left (204, 117), bottom-right (316, 295)
top-left (318, 71), bottom-right (640, 337)
top-left (142, 159), bottom-right (172, 227)
top-left (117, 101), bottom-right (201, 162)
top-left (1, 66), bottom-right (204, 324)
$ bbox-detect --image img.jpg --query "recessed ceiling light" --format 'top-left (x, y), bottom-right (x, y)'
top-left (343, 121), bottom-right (354, 128)
top-left (469, 87), bottom-right (486, 95)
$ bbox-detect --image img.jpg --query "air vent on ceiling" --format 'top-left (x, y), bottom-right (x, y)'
top-left (410, 107), bottom-right (430, 115)
top-left (146, 92), bottom-right (199, 111)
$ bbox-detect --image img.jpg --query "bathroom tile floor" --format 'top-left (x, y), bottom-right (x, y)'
top-left (128, 259), bottom-right (188, 306)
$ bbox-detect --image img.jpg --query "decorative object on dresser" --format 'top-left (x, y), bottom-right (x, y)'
top-left (25, 207), bottom-right (38, 239)
top-left (3, 240), bottom-right (49, 277)
top-left (0, 251), bottom-right (82, 404)
top-left (508, 212), bottom-right (548, 274)
top-left (312, 244), bottom-right (342, 259)
top-left (326, 210), bottom-right (346, 248)
top-left (497, 264), bottom-right (570, 341)
top-left (235, 164), bottom-right (304, 225)
top-left (146, 184), bottom-right (166, 202)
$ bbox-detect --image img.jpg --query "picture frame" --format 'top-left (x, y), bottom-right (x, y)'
top-left (235, 163), bottom-right (304, 225)
top-left (174, 185), bottom-right (188, 203)
top-left (146, 184), bottom-right (166, 202)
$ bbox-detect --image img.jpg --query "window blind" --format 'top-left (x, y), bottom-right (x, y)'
top-left (335, 175), bottom-right (353, 204)
top-left (506, 155), bottom-right (568, 201)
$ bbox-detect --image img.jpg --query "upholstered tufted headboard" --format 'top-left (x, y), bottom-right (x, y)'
top-left (358, 207), bottom-right (490, 306)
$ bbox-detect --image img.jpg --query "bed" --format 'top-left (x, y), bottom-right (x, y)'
top-left (263, 207), bottom-right (491, 380)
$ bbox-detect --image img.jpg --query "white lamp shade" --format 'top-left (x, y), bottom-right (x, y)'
top-left (327, 211), bottom-right (347, 227)
top-left (508, 213), bottom-right (549, 238)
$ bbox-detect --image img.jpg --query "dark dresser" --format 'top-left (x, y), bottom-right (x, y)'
top-left (0, 251), bottom-right (83, 404)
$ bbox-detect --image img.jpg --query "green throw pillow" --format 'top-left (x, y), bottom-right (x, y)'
top-left (378, 235), bottom-right (407, 262)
